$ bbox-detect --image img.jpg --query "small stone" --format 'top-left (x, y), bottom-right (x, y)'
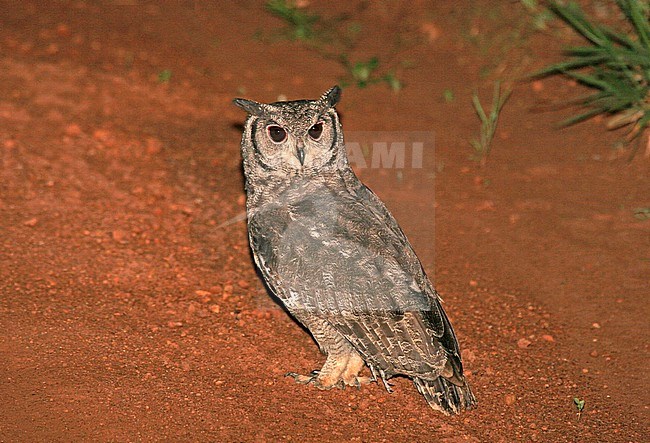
top-left (146, 137), bottom-right (162, 155)
top-left (541, 334), bottom-right (555, 342)
top-left (222, 284), bottom-right (234, 299)
top-left (23, 218), bottom-right (38, 227)
top-left (237, 279), bottom-right (250, 289)
top-left (45, 43), bottom-right (59, 54)
top-left (589, 350), bottom-right (599, 357)
top-left (517, 338), bottom-right (532, 349)
top-left (167, 321), bottom-right (183, 328)
top-left (112, 229), bottom-right (127, 242)
top-left (591, 322), bottom-right (601, 329)
top-left (505, 394), bottom-right (516, 405)
top-left (64, 123), bottom-right (82, 136)
top-left (475, 200), bottom-right (495, 211)
top-left (93, 128), bottom-right (111, 142)
top-left (56, 23), bottom-right (71, 37)
top-left (420, 22), bottom-right (440, 42)
top-left (461, 349), bottom-right (476, 363)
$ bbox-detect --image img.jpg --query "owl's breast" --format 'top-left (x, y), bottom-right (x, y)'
top-left (247, 181), bottom-right (339, 264)
top-left (248, 181), bottom-right (424, 314)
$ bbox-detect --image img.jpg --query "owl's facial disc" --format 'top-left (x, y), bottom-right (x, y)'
top-left (248, 104), bottom-right (339, 173)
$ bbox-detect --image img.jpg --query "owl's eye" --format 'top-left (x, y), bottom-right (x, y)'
top-left (308, 122), bottom-right (323, 140)
top-left (267, 125), bottom-right (287, 143)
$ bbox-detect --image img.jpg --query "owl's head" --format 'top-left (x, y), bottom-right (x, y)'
top-left (233, 86), bottom-right (346, 176)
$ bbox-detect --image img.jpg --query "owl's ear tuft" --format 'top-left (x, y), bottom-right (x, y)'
top-left (233, 98), bottom-right (267, 117)
top-left (319, 85), bottom-right (341, 109)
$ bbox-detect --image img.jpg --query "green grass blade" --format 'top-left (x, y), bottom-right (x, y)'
top-left (472, 94), bottom-right (488, 123)
top-left (559, 108), bottom-right (604, 126)
top-left (617, 0), bottom-right (650, 50)
top-left (548, 1), bottom-right (607, 46)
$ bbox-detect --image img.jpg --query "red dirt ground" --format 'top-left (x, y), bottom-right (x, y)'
top-left (1, 1), bottom-right (648, 442)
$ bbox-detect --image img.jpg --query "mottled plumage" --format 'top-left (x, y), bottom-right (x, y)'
top-left (233, 86), bottom-right (476, 414)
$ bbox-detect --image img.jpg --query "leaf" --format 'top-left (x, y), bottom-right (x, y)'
top-left (472, 94), bottom-right (488, 123)
top-left (573, 397), bottom-right (586, 412)
top-left (382, 72), bottom-right (403, 91)
top-left (158, 69), bottom-right (172, 83)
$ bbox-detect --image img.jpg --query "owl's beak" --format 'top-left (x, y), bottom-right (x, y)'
top-left (295, 142), bottom-right (306, 166)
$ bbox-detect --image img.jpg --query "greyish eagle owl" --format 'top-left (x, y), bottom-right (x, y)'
top-left (233, 86), bottom-right (476, 414)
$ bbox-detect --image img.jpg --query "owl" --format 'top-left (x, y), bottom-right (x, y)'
top-left (233, 86), bottom-right (476, 414)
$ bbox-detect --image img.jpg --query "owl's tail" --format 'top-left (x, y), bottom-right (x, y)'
top-left (413, 376), bottom-right (477, 415)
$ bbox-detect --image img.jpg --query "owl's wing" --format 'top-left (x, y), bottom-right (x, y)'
top-left (247, 204), bottom-right (293, 303)
top-left (294, 181), bottom-right (464, 382)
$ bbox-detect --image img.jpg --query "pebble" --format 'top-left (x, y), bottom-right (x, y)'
top-left (517, 338), bottom-right (532, 349)
top-left (461, 349), bottom-right (476, 363)
top-left (23, 218), bottom-right (38, 227)
top-left (93, 128), bottom-right (112, 143)
top-left (222, 284), bottom-right (234, 299)
top-left (146, 137), bottom-right (162, 155)
top-left (475, 200), bottom-right (496, 211)
top-left (541, 334), bottom-right (555, 342)
top-left (505, 394), bottom-right (516, 405)
top-left (112, 229), bottom-right (127, 242)
top-left (64, 123), bottom-right (82, 136)
top-left (56, 23), bottom-right (71, 37)
top-left (420, 22), bottom-right (440, 42)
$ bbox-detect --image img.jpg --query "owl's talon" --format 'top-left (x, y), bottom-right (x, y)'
top-left (285, 371), bottom-right (318, 385)
top-left (285, 370), bottom-right (351, 390)
top-left (381, 378), bottom-right (395, 393)
top-left (344, 375), bottom-right (374, 390)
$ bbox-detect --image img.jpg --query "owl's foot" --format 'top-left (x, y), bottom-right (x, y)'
top-left (340, 352), bottom-right (374, 389)
top-left (285, 370), bottom-right (321, 385)
top-left (285, 352), bottom-right (375, 390)
top-left (285, 370), bottom-right (345, 390)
